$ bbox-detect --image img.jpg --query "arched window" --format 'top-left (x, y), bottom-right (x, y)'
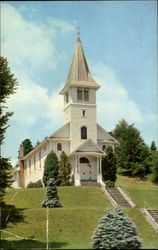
top-left (57, 143), bottom-right (62, 151)
top-left (81, 126), bottom-right (87, 140)
top-left (80, 157), bottom-right (89, 163)
top-left (102, 144), bottom-right (106, 151)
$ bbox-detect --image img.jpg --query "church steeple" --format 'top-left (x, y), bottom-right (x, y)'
top-left (59, 34), bottom-right (100, 95)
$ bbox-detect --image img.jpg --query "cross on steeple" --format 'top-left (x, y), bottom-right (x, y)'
top-left (76, 26), bottom-right (80, 39)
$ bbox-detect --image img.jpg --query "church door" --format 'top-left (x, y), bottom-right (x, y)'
top-left (80, 157), bottom-right (92, 180)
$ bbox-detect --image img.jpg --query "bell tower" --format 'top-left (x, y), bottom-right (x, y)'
top-left (59, 31), bottom-right (100, 152)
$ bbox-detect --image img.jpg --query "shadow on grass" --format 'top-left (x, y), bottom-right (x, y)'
top-left (0, 202), bottom-right (26, 229)
top-left (0, 239), bottom-right (69, 249)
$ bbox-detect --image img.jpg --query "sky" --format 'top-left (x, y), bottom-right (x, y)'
top-left (1, 1), bottom-right (157, 166)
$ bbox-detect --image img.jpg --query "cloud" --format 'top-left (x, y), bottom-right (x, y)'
top-left (1, 3), bottom-right (73, 128)
top-left (91, 62), bottom-right (143, 131)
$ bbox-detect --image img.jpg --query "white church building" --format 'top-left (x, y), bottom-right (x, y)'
top-left (12, 33), bottom-right (118, 188)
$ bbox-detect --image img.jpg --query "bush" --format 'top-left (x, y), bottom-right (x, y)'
top-left (27, 180), bottom-right (43, 188)
top-left (43, 151), bottom-right (59, 187)
top-left (105, 180), bottom-right (115, 187)
top-left (102, 146), bottom-right (117, 185)
top-left (92, 207), bottom-right (142, 249)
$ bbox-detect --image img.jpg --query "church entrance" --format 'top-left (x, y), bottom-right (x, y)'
top-left (80, 157), bottom-right (96, 180)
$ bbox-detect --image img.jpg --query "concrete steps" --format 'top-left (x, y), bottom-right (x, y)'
top-left (141, 209), bottom-right (158, 231)
top-left (105, 187), bottom-right (133, 208)
top-left (147, 209), bottom-right (158, 224)
top-left (81, 180), bottom-right (101, 187)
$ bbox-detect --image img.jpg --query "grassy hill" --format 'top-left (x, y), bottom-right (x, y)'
top-left (1, 176), bottom-right (158, 249)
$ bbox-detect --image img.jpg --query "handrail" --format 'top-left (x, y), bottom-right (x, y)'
top-left (118, 184), bottom-right (136, 203)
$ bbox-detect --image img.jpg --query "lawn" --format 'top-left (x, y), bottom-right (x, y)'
top-left (1, 186), bottom-right (112, 249)
top-left (1, 179), bottom-right (158, 249)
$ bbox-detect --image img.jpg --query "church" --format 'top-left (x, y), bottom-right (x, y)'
top-left (12, 32), bottom-right (118, 188)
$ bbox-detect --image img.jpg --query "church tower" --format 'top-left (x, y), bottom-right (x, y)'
top-left (59, 33), bottom-right (100, 152)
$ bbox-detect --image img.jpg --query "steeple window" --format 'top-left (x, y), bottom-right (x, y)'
top-left (84, 89), bottom-right (89, 101)
top-left (77, 89), bottom-right (82, 101)
top-left (81, 126), bottom-right (87, 140)
top-left (65, 93), bottom-right (69, 103)
top-left (77, 88), bottom-right (89, 102)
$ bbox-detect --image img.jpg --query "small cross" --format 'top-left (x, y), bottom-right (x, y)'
top-left (76, 26), bottom-right (80, 38)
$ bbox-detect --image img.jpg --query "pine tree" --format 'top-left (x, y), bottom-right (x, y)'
top-left (42, 178), bottom-right (62, 208)
top-left (43, 151), bottom-right (59, 186)
top-left (102, 146), bottom-right (117, 187)
top-left (22, 138), bottom-right (33, 156)
top-left (58, 151), bottom-right (71, 186)
top-left (0, 57), bottom-right (18, 201)
top-left (151, 151), bottom-right (158, 183)
top-left (92, 207), bottom-right (142, 249)
top-left (113, 119), bottom-right (151, 177)
top-left (150, 141), bottom-right (157, 151)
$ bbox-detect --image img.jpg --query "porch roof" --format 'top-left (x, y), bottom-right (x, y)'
top-left (69, 139), bottom-right (106, 157)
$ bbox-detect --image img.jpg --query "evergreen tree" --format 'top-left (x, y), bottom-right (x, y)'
top-left (113, 119), bottom-right (151, 177)
top-left (150, 141), bottom-right (157, 151)
top-left (102, 146), bottom-right (117, 187)
top-left (58, 151), bottom-right (71, 186)
top-left (151, 151), bottom-right (158, 183)
top-left (42, 178), bottom-right (62, 208)
top-left (92, 207), bottom-right (142, 249)
top-left (0, 57), bottom-right (18, 201)
top-left (21, 138), bottom-right (33, 156)
top-left (43, 151), bottom-right (59, 186)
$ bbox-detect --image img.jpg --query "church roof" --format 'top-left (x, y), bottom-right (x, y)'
top-left (49, 122), bottom-right (70, 139)
top-left (70, 138), bottom-right (106, 157)
top-left (97, 124), bottom-right (119, 144)
top-left (59, 36), bottom-right (100, 95)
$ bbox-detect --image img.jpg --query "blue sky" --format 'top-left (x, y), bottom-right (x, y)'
top-left (1, 1), bottom-right (157, 166)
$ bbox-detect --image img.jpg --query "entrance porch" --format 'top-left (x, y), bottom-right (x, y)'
top-left (71, 154), bottom-right (103, 186)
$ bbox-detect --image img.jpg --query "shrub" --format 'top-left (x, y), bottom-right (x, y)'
top-left (58, 151), bottom-right (72, 186)
top-left (102, 146), bottom-right (117, 185)
top-left (92, 207), bottom-right (142, 249)
top-left (27, 180), bottom-right (43, 188)
top-left (43, 151), bottom-right (58, 187)
top-left (105, 180), bottom-right (115, 187)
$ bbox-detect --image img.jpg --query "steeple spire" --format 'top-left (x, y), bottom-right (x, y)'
top-left (59, 31), bottom-right (100, 95)
top-left (76, 26), bottom-right (80, 40)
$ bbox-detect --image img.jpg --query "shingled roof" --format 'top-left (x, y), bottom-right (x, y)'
top-left (59, 36), bottom-right (100, 95)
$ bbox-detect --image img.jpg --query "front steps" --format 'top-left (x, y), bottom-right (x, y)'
top-left (141, 209), bottom-right (158, 231)
top-left (81, 180), bottom-right (101, 187)
top-left (102, 186), bottom-right (135, 208)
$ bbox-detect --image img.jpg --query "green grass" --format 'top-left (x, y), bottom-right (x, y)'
top-left (1, 186), bottom-right (112, 249)
top-left (117, 175), bottom-right (158, 208)
top-left (1, 179), bottom-right (158, 249)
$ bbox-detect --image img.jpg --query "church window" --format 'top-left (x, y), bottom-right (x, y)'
top-left (65, 93), bottom-right (69, 103)
top-left (39, 151), bottom-right (41, 168)
top-left (102, 145), bottom-right (106, 151)
top-left (77, 89), bottom-right (82, 101)
top-left (81, 126), bottom-right (87, 140)
top-left (84, 89), bottom-right (89, 101)
top-left (81, 109), bottom-right (86, 117)
top-left (29, 159), bottom-right (31, 175)
top-left (57, 143), bottom-right (62, 151)
top-left (34, 155), bottom-right (36, 172)
top-left (80, 157), bottom-right (89, 163)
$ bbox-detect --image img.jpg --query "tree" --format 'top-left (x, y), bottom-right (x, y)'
top-left (150, 141), bottom-right (157, 151)
top-left (151, 151), bottom-right (158, 183)
top-left (43, 151), bottom-right (59, 187)
top-left (42, 178), bottom-right (62, 208)
top-left (113, 119), bottom-right (151, 177)
top-left (92, 207), bottom-right (142, 249)
top-left (58, 151), bottom-right (72, 186)
top-left (0, 57), bottom-right (18, 201)
top-left (102, 146), bottom-right (117, 187)
top-left (22, 138), bottom-right (33, 156)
